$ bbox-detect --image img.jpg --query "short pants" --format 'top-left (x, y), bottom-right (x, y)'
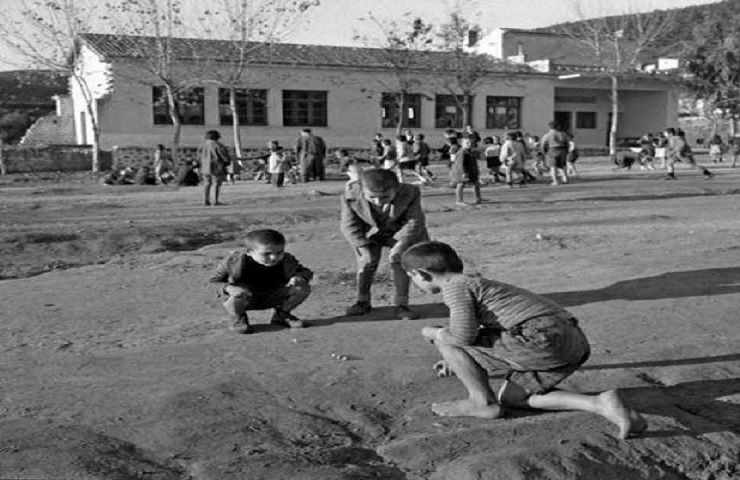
top-left (399, 160), bottom-right (417, 171)
top-left (546, 148), bottom-right (568, 169)
top-left (462, 314), bottom-right (590, 395)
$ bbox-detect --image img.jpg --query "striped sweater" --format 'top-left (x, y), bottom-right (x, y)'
top-left (441, 274), bottom-right (570, 345)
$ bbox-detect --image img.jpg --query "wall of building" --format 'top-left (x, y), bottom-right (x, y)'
top-left (94, 59), bottom-right (555, 151)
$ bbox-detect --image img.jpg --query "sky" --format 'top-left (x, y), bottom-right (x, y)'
top-left (0, 0), bottom-right (723, 70)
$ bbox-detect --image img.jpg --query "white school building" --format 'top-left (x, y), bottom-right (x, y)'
top-left (69, 29), bottom-right (678, 151)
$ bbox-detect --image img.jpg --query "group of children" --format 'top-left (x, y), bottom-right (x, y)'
top-left (208, 166), bottom-right (646, 439)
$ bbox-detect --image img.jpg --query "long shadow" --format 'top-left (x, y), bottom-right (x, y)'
top-left (309, 302), bottom-right (448, 327)
top-left (583, 353), bottom-right (740, 371)
top-left (621, 378), bottom-right (740, 437)
top-left (545, 266), bottom-right (740, 307)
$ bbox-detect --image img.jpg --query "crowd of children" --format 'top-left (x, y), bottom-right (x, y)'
top-left (208, 164), bottom-right (648, 440)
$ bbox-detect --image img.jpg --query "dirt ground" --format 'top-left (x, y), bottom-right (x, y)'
top-left (1, 158), bottom-right (739, 480)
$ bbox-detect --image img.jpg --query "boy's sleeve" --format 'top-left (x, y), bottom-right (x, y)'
top-left (284, 253), bottom-right (313, 283)
top-left (209, 254), bottom-right (232, 284)
top-left (393, 187), bottom-right (427, 252)
top-left (340, 195), bottom-right (371, 248)
top-left (441, 280), bottom-right (479, 345)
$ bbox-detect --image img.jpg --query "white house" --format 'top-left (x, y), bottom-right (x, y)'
top-left (69, 31), bottom-right (678, 151)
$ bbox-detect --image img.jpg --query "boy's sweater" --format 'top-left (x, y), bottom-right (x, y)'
top-left (210, 252), bottom-right (313, 293)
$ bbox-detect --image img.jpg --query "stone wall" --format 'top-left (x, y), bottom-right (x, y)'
top-left (0, 145), bottom-right (112, 173)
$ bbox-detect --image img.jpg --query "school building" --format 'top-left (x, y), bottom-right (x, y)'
top-left (70, 30), bottom-right (678, 151)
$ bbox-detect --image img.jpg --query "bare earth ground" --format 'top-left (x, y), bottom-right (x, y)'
top-left (1, 158), bottom-right (739, 480)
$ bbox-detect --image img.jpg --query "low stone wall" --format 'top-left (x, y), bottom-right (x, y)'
top-left (0, 145), bottom-right (112, 173)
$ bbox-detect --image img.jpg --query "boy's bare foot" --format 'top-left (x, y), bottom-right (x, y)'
top-left (599, 390), bottom-right (647, 439)
top-left (431, 399), bottom-right (502, 418)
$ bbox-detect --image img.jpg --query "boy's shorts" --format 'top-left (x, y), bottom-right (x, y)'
top-left (462, 314), bottom-right (590, 395)
top-left (546, 148), bottom-right (568, 169)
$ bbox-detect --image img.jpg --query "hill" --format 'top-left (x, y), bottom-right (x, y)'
top-left (538, 0), bottom-right (740, 56)
top-left (0, 70), bottom-right (69, 108)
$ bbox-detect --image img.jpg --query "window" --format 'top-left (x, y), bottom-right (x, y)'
top-left (282, 90), bottom-right (327, 127)
top-left (435, 94), bottom-right (465, 129)
top-left (486, 96), bottom-right (521, 129)
top-left (152, 86), bottom-right (205, 125)
top-left (576, 111), bottom-right (597, 129)
top-left (218, 88), bottom-right (267, 126)
top-left (381, 92), bottom-right (421, 128)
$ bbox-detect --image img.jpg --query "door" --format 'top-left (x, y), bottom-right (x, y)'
top-left (554, 111), bottom-right (572, 133)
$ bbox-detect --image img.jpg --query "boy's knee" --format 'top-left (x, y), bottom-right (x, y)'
top-left (289, 282), bottom-right (311, 300)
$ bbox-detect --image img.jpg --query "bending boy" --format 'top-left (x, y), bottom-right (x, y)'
top-left (401, 241), bottom-right (646, 439)
top-left (210, 229), bottom-right (312, 334)
top-left (341, 168), bottom-right (429, 320)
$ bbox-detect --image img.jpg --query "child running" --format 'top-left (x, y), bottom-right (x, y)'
top-left (401, 241), bottom-right (647, 439)
top-left (341, 168), bottom-right (429, 320)
top-left (483, 136), bottom-right (503, 183)
top-left (210, 229), bottom-right (312, 334)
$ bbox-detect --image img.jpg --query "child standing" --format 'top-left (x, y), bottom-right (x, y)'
top-left (340, 168), bottom-right (429, 320)
top-left (401, 241), bottom-right (647, 439)
top-left (268, 143), bottom-right (289, 188)
top-left (210, 229), bottom-right (312, 334)
top-left (499, 131), bottom-right (526, 187)
top-left (450, 136), bottom-right (482, 206)
top-left (708, 135), bottom-right (724, 163)
top-left (483, 136), bottom-right (503, 182)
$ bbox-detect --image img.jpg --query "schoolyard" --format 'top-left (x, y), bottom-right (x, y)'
top-left (1, 157), bottom-right (738, 479)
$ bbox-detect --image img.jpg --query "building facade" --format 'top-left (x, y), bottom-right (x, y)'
top-left (70, 32), bottom-right (678, 152)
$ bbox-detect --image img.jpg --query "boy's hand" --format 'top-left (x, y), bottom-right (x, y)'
top-left (421, 326), bottom-right (443, 344)
top-left (433, 360), bottom-right (453, 378)
top-left (287, 276), bottom-right (308, 287)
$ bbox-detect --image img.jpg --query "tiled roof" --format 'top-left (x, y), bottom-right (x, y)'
top-left (79, 33), bottom-right (534, 74)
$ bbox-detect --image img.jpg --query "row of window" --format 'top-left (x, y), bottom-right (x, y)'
top-left (152, 87), bottom-right (597, 130)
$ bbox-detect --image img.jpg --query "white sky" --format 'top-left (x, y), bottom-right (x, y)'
top-left (0, 0), bottom-right (722, 70)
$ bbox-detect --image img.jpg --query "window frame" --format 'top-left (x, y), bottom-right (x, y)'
top-left (381, 92), bottom-right (422, 128)
top-left (152, 86), bottom-right (205, 126)
top-left (282, 90), bottom-right (327, 127)
top-left (218, 88), bottom-right (268, 126)
top-left (434, 94), bottom-right (465, 129)
top-left (575, 111), bottom-right (597, 129)
top-left (485, 96), bottom-right (522, 130)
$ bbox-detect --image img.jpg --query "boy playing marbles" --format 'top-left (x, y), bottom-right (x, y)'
top-left (401, 241), bottom-right (646, 439)
top-left (210, 229), bottom-right (312, 334)
top-left (341, 168), bottom-right (429, 320)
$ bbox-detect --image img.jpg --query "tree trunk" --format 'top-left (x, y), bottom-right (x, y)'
top-left (609, 75), bottom-right (618, 161)
top-left (396, 91), bottom-right (405, 136)
top-left (72, 75), bottom-right (102, 172)
top-left (462, 93), bottom-right (471, 128)
top-left (165, 86), bottom-right (181, 164)
top-left (229, 87), bottom-right (243, 159)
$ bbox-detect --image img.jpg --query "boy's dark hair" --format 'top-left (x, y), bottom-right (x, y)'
top-left (245, 229), bottom-right (286, 249)
top-left (382, 138), bottom-right (392, 146)
top-left (665, 127), bottom-right (676, 135)
top-left (339, 148), bottom-right (349, 156)
top-left (206, 130), bottom-right (221, 141)
top-left (360, 168), bottom-right (399, 190)
top-left (505, 131), bottom-right (517, 140)
top-left (484, 136), bottom-right (493, 144)
top-left (302, 128), bottom-right (312, 134)
top-left (397, 135), bottom-right (406, 141)
top-left (416, 133), bottom-right (425, 140)
top-left (401, 241), bottom-right (464, 273)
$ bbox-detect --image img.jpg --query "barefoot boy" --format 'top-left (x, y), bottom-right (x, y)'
top-left (341, 168), bottom-right (429, 320)
top-left (401, 241), bottom-right (646, 439)
top-left (210, 229), bottom-right (312, 334)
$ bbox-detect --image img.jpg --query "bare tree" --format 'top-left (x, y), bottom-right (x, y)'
top-left (200, 0), bottom-right (319, 160)
top-left (433, 12), bottom-right (492, 128)
top-left (356, 14), bottom-right (433, 135)
top-left (0, 0), bottom-right (109, 171)
top-left (554, 2), bottom-right (675, 159)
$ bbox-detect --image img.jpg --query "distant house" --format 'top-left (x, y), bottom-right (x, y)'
top-left (69, 31), bottom-right (678, 151)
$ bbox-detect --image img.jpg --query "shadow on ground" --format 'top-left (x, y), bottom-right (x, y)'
top-left (546, 266), bottom-right (740, 307)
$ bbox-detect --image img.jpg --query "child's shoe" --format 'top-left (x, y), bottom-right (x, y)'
top-left (394, 305), bottom-right (419, 320)
top-left (230, 315), bottom-right (253, 334)
top-left (271, 309), bottom-right (306, 328)
top-left (346, 301), bottom-right (372, 316)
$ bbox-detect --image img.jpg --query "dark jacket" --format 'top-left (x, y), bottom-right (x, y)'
top-left (340, 182), bottom-right (428, 250)
top-left (198, 139), bottom-right (231, 176)
top-left (210, 251), bottom-right (313, 290)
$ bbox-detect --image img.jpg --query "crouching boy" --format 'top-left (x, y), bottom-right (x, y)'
top-left (210, 229), bottom-right (312, 334)
top-left (401, 241), bottom-right (646, 439)
top-left (341, 168), bottom-right (429, 320)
